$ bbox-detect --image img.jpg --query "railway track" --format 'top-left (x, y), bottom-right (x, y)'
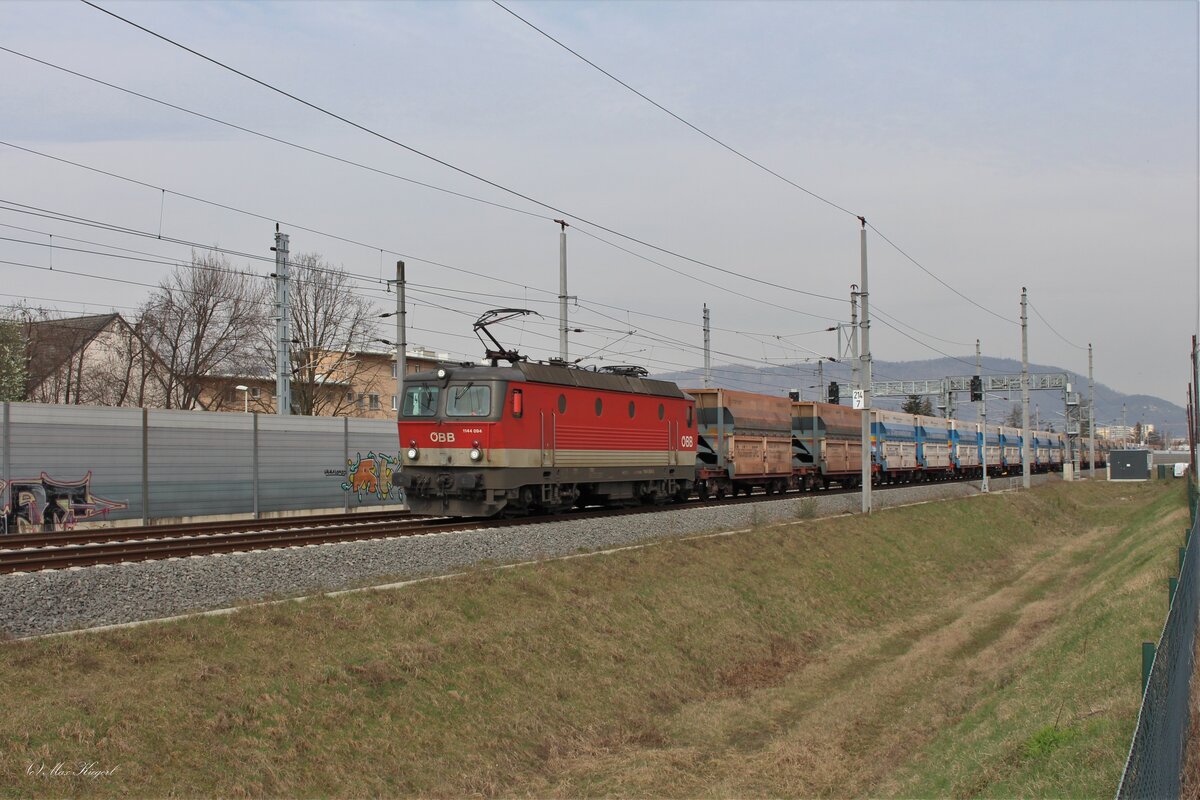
top-left (0, 509), bottom-right (428, 550)
top-left (0, 473), bottom-right (1006, 575)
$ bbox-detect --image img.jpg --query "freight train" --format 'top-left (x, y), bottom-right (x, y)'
top-left (396, 358), bottom-right (1108, 517)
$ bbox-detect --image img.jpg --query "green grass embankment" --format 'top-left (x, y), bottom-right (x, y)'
top-left (0, 480), bottom-right (1185, 798)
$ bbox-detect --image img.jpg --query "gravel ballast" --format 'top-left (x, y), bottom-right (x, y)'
top-left (0, 474), bottom-right (1055, 638)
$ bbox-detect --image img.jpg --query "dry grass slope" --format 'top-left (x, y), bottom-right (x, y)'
top-left (0, 480), bottom-right (1184, 798)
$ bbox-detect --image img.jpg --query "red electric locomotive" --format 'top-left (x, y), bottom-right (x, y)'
top-left (396, 313), bottom-right (697, 516)
top-left (396, 361), bottom-right (697, 516)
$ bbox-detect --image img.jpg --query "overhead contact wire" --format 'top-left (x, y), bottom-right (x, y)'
top-left (79, 0), bottom-right (846, 306)
top-left (490, 1), bottom-right (1019, 331)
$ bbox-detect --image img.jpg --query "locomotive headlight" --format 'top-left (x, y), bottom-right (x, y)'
top-left (407, 446), bottom-right (419, 461)
top-left (469, 447), bottom-right (483, 462)
top-left (436, 368), bottom-right (447, 379)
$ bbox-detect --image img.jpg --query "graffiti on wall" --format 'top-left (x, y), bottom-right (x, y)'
top-left (340, 451), bottom-right (402, 502)
top-left (1, 471), bottom-right (128, 533)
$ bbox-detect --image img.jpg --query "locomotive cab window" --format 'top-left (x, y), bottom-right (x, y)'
top-left (446, 384), bottom-right (492, 417)
top-left (401, 385), bottom-right (439, 417)
top-left (687, 406), bottom-right (693, 428)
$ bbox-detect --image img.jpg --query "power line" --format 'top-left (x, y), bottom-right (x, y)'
top-left (0, 200), bottom-right (782, 373)
top-left (491, 0), bottom-right (859, 220)
top-left (0, 256), bottom-right (272, 311)
top-left (1028, 299), bottom-right (1086, 350)
top-left (0, 234), bottom-right (270, 279)
top-left (38, 3), bottom-right (1040, 371)
top-left (871, 306), bottom-right (973, 347)
top-left (0, 292), bottom-right (141, 313)
top-left (865, 221), bottom-right (1017, 326)
top-left (3, 279), bottom-right (906, 389)
top-left (0, 50), bottom-right (893, 327)
top-left (400, 283), bottom-right (833, 378)
top-left (488, 2), bottom-right (1020, 329)
top-left (0, 141), bottom-right (560, 298)
top-left (0, 47), bottom-right (554, 224)
top-left (4, 128), bottom-right (993, 380)
top-left (3, 140), bottom-right (858, 329)
top-left (568, 225), bottom-right (843, 316)
top-left (1, 194), bottom-right (964, 384)
top-left (80, 0), bottom-right (848, 307)
top-left (5, 51), bottom-right (983, 356)
top-left (872, 315), bottom-right (977, 370)
top-left (0, 199), bottom-right (589, 328)
top-left (0, 207), bottom-right (407, 315)
top-left (0, 190), bottom-right (861, 371)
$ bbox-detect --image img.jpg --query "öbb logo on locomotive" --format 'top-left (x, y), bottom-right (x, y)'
top-left (430, 431), bottom-right (456, 443)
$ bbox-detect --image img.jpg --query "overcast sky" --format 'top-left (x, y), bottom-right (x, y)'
top-left (1, 0), bottom-right (1196, 405)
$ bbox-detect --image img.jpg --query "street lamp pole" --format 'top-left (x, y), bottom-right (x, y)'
top-left (236, 384), bottom-right (249, 413)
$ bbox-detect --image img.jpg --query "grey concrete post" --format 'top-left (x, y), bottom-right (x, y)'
top-left (396, 260), bottom-right (406, 420)
top-left (343, 416), bottom-right (350, 513)
top-left (558, 220), bottom-right (568, 361)
top-left (859, 219), bottom-right (872, 514)
top-left (252, 412), bottom-right (260, 519)
top-left (2, 401), bottom-right (9, 533)
top-left (1021, 287), bottom-right (1031, 489)
top-left (703, 304), bottom-right (711, 388)
top-left (141, 407), bottom-right (149, 525)
top-left (1088, 343), bottom-right (1096, 478)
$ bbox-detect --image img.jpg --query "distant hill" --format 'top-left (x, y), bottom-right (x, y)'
top-left (653, 356), bottom-right (1187, 440)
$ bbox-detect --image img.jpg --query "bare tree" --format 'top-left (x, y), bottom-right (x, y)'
top-left (0, 318), bottom-right (26, 401)
top-left (261, 252), bottom-right (379, 416)
top-left (87, 317), bottom-right (165, 407)
top-left (139, 251), bottom-right (270, 409)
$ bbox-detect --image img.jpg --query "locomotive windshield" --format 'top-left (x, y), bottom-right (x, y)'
top-left (401, 385), bottom-right (439, 417)
top-left (446, 384), bottom-right (492, 417)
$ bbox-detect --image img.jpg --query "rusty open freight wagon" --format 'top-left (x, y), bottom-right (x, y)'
top-left (688, 388), bottom-right (792, 498)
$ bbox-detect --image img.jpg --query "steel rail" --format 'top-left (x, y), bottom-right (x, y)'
top-left (0, 517), bottom-right (471, 573)
top-left (0, 511), bottom-right (430, 550)
top-left (0, 470), bottom-right (1019, 574)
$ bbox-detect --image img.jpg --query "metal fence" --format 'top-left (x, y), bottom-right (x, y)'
top-left (0, 401), bottom-right (404, 531)
top-left (1115, 477), bottom-right (1199, 798)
